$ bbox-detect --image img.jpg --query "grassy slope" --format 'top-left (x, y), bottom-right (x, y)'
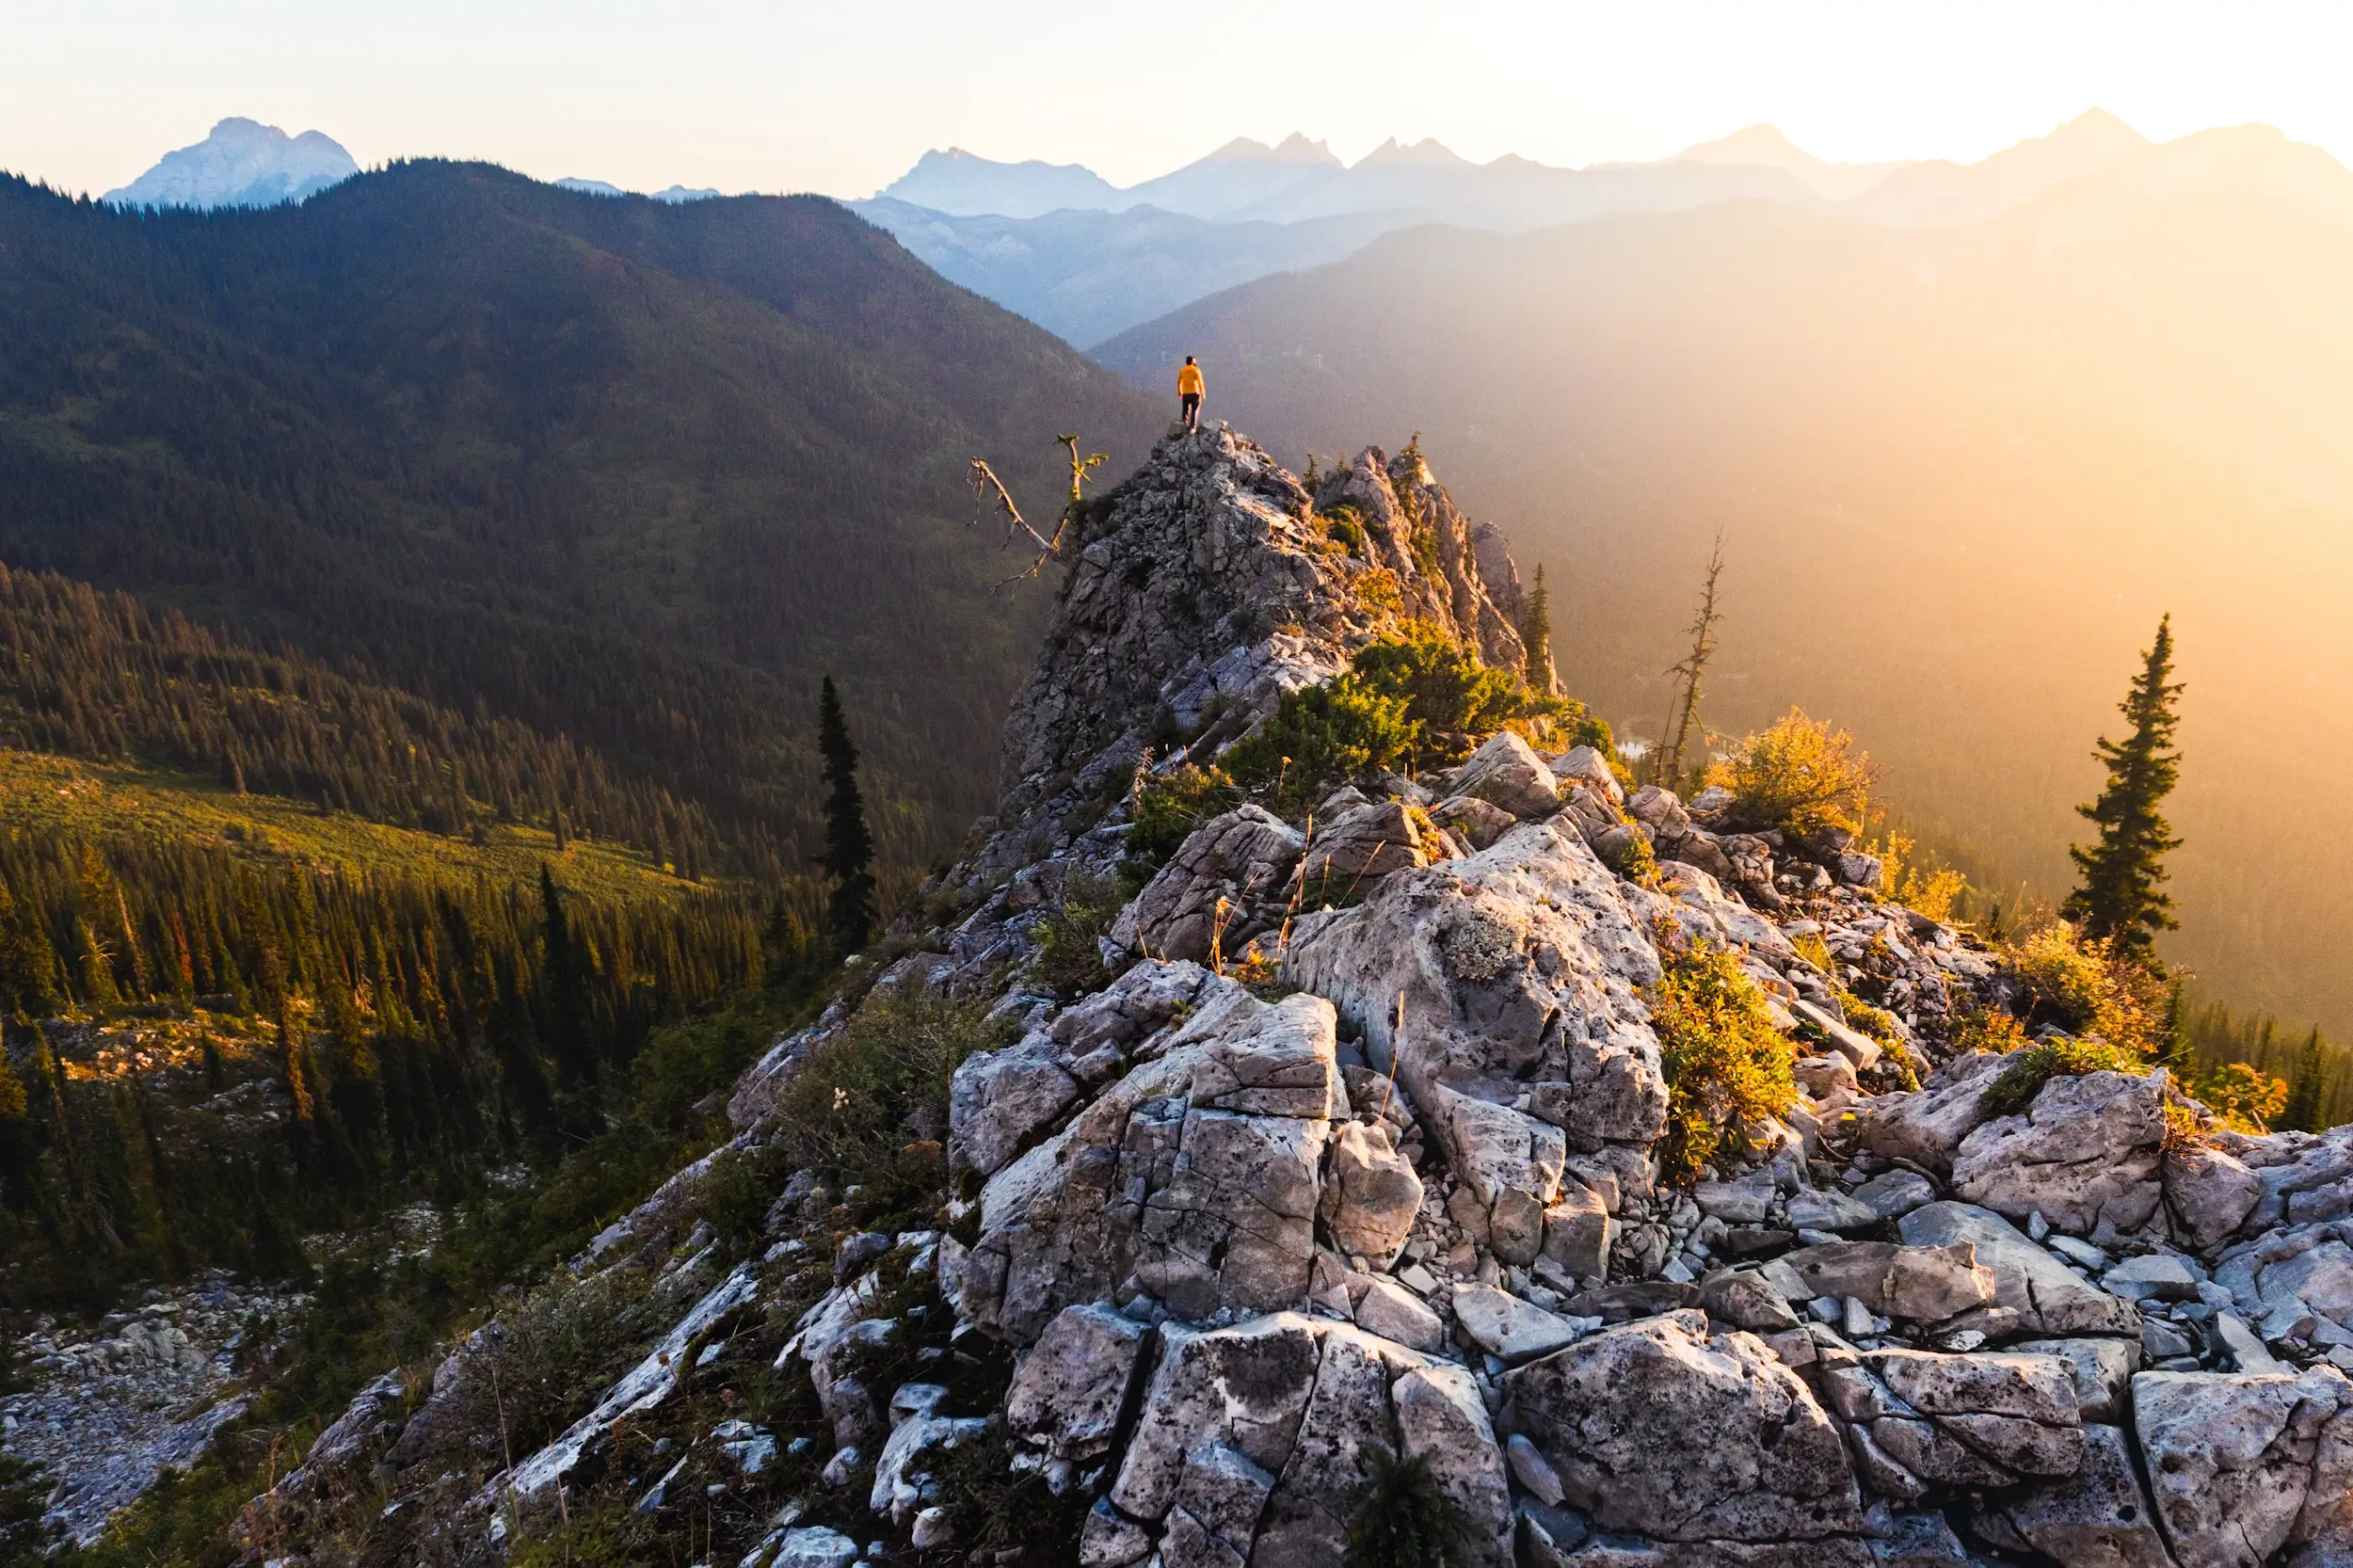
top-left (0, 750), bottom-right (696, 906)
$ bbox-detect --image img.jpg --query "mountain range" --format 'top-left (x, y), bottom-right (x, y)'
top-left (1096, 119), bottom-right (2353, 1036)
top-left (102, 116), bottom-right (359, 209)
top-left (859, 110), bottom-right (2218, 344)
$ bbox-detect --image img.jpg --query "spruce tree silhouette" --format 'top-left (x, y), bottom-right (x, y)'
top-left (2063, 615), bottom-right (2185, 962)
top-left (817, 677), bottom-right (877, 954)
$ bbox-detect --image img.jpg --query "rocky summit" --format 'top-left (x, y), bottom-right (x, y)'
top-left (212, 425), bottom-right (2353, 1568)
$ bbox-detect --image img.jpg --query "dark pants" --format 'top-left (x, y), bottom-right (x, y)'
top-left (1180, 392), bottom-right (1201, 429)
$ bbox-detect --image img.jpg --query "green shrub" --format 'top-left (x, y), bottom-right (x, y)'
top-left (1980, 1035), bottom-right (2149, 1118)
top-left (1320, 505), bottom-right (1368, 555)
top-left (1345, 1447), bottom-right (1475, 1568)
top-left (929, 1425), bottom-right (1092, 1556)
top-left (2009, 921), bottom-right (2166, 1053)
top-left (1713, 709), bottom-right (1877, 837)
top-left (1352, 624), bottom-right (1563, 766)
top-left (1032, 872), bottom-right (1117, 1000)
top-left (1225, 676), bottom-right (1418, 811)
top-left (770, 987), bottom-right (1009, 1228)
top-left (1646, 930), bottom-right (1799, 1184)
top-left (1127, 764), bottom-right (1239, 867)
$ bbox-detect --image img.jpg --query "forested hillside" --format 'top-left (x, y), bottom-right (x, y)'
top-left (0, 163), bottom-right (1165, 888)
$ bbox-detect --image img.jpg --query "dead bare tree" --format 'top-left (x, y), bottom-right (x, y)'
top-left (968, 434), bottom-right (1107, 586)
top-left (1655, 529), bottom-right (1728, 792)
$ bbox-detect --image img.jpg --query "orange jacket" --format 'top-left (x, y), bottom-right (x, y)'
top-left (1177, 362), bottom-right (1205, 396)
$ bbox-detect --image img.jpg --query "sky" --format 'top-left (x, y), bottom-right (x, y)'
top-left (6, 1), bottom-right (2352, 199)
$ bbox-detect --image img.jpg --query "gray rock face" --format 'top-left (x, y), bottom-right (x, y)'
top-left (1005, 1304), bottom-right (1151, 1465)
top-left (2221, 1127), bottom-right (2353, 1233)
top-left (1434, 792), bottom-right (1520, 851)
top-left (2167, 1143), bottom-right (2266, 1252)
top-left (1451, 1284), bottom-right (1586, 1363)
top-left (1857, 1348), bottom-right (2086, 1483)
top-left (1900, 1202), bottom-right (2143, 1338)
top-left (2214, 1220), bottom-right (2353, 1352)
top-left (1131, 806), bottom-right (1305, 962)
top-left (958, 981), bottom-right (1344, 1341)
top-left (1318, 1120), bottom-right (1424, 1267)
top-left (1503, 1310), bottom-right (1865, 1544)
top-left (1858, 1052), bottom-right (2007, 1176)
top-left (2133, 1365), bottom-right (2353, 1568)
top-left (1102, 1313), bottom-right (1511, 1568)
top-left (1449, 731), bottom-right (1561, 820)
top-left (2013, 1336), bottom-right (2143, 1424)
top-left (950, 1032), bottom-right (1081, 1180)
top-left (1286, 817), bottom-right (1665, 1253)
top-left (1774, 1240), bottom-right (1997, 1323)
top-left (1970, 1423), bottom-right (2173, 1568)
top-left (1295, 799), bottom-right (1437, 891)
top-left (1952, 1070), bottom-right (2169, 1242)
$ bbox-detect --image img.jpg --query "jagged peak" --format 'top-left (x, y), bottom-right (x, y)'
top-left (991, 424), bottom-right (1530, 823)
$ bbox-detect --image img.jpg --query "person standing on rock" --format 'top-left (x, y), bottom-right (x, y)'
top-left (1177, 356), bottom-right (1205, 431)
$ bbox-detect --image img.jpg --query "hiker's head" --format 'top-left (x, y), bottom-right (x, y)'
top-left (1184, 355), bottom-right (1195, 365)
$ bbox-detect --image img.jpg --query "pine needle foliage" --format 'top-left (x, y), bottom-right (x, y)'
top-left (1344, 1447), bottom-right (1475, 1568)
top-left (2063, 616), bottom-right (2185, 962)
top-left (817, 677), bottom-right (877, 955)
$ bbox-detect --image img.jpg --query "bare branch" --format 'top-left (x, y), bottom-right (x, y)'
top-left (967, 435), bottom-right (1109, 587)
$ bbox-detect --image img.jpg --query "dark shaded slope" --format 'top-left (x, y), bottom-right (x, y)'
top-left (0, 164), bottom-right (1163, 879)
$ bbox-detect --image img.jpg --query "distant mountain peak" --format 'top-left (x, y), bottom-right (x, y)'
top-left (104, 117), bottom-right (358, 210)
top-left (1678, 123), bottom-right (1815, 166)
top-left (1356, 137), bottom-right (1470, 169)
top-left (1197, 134), bottom-right (1342, 168)
top-left (555, 178), bottom-right (721, 203)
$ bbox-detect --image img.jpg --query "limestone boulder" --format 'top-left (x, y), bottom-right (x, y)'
top-left (1130, 807), bottom-right (1305, 962)
top-left (1004, 1304), bottom-right (1150, 1465)
top-left (1857, 1052), bottom-right (2007, 1177)
top-left (1548, 745), bottom-right (1624, 806)
top-left (1286, 817), bottom-right (1666, 1252)
top-left (2213, 1221), bottom-right (2353, 1351)
top-left (1968, 1423), bottom-right (2173, 1568)
top-left (2166, 1142), bottom-right (2265, 1253)
top-left (2221, 1126), bottom-right (2353, 1232)
top-left (1899, 1203), bottom-right (2142, 1338)
top-left (2132, 1365), bottom-right (2353, 1568)
top-left (1449, 730), bottom-right (1561, 820)
top-left (1773, 1240), bottom-right (1997, 1323)
top-left (1502, 1309), bottom-right (1866, 1544)
top-left (1451, 1284), bottom-right (1585, 1364)
top-left (1103, 1314), bottom-right (1511, 1568)
top-left (1295, 800), bottom-right (1437, 894)
top-left (950, 1032), bottom-right (1080, 1180)
top-left (1318, 1120), bottom-right (1423, 1267)
top-left (2012, 1336), bottom-right (2142, 1424)
top-left (957, 981), bottom-right (1344, 1342)
top-left (1433, 793), bottom-right (1518, 852)
top-left (1951, 1070), bottom-right (2169, 1242)
top-left (1862, 1348), bottom-right (2085, 1480)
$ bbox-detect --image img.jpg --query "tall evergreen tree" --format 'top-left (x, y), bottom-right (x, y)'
top-left (2281, 1029), bottom-right (2333, 1133)
top-left (2063, 616), bottom-right (2185, 962)
top-left (1520, 565), bottom-right (1557, 694)
top-left (816, 677), bottom-right (876, 954)
top-left (539, 863), bottom-right (595, 1091)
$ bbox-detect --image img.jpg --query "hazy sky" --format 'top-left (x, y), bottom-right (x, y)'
top-left (7, 1), bottom-right (2351, 198)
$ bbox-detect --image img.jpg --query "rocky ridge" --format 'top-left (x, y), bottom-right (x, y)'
top-left (243, 425), bottom-right (2353, 1568)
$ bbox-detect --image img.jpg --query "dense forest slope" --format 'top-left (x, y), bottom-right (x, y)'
top-left (0, 163), bottom-right (1164, 887)
top-left (1098, 169), bottom-right (2353, 1037)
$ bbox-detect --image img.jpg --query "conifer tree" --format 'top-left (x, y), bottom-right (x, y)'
top-left (539, 864), bottom-right (595, 1090)
top-left (2281, 1029), bottom-right (2333, 1133)
top-left (2063, 616), bottom-right (2185, 962)
top-left (817, 677), bottom-right (876, 954)
top-left (1520, 565), bottom-right (1557, 694)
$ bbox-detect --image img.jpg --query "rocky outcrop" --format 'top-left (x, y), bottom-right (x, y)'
top-left (1285, 817), bottom-right (1666, 1254)
top-left (211, 423), bottom-right (2353, 1568)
